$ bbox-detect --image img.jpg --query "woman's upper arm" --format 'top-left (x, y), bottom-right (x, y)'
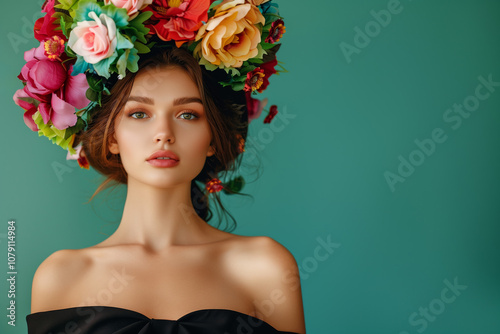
top-left (247, 236), bottom-right (306, 334)
top-left (30, 249), bottom-right (86, 313)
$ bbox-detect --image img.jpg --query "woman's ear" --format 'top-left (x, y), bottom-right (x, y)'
top-left (207, 144), bottom-right (215, 157)
top-left (109, 133), bottom-right (120, 154)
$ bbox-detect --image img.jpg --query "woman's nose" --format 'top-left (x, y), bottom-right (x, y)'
top-left (154, 115), bottom-right (175, 145)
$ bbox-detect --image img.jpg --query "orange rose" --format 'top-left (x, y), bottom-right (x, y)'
top-left (194, 0), bottom-right (265, 68)
top-left (248, 0), bottom-right (270, 5)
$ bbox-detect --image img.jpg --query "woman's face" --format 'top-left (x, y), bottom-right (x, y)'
top-left (109, 65), bottom-right (215, 188)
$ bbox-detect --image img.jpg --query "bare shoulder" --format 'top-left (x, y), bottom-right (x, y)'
top-left (30, 248), bottom-right (91, 313)
top-left (231, 235), bottom-right (299, 271)
top-left (225, 236), bottom-right (306, 333)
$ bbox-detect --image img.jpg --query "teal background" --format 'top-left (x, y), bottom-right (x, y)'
top-left (1, 0), bottom-right (499, 333)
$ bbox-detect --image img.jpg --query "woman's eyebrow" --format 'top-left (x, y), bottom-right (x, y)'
top-left (127, 96), bottom-right (154, 104)
top-left (126, 96), bottom-right (202, 106)
top-left (173, 97), bottom-right (203, 106)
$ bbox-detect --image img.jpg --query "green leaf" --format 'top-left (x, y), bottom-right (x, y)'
top-left (239, 65), bottom-right (256, 74)
top-left (261, 42), bottom-right (275, 50)
top-left (247, 58), bottom-right (264, 64)
top-left (127, 48), bottom-right (139, 73)
top-left (209, 0), bottom-right (224, 10)
top-left (223, 66), bottom-right (241, 76)
top-left (263, 23), bottom-right (273, 31)
top-left (129, 10), bottom-right (153, 29)
top-left (223, 176), bottom-right (245, 194)
top-left (187, 40), bottom-right (200, 53)
top-left (116, 50), bottom-right (128, 78)
top-left (126, 10), bottom-right (152, 43)
top-left (261, 44), bottom-right (281, 63)
top-left (55, 0), bottom-right (80, 17)
top-left (74, 0), bottom-right (102, 22)
top-left (65, 44), bottom-right (76, 58)
top-left (263, 13), bottom-right (281, 25)
top-left (18, 96), bottom-right (40, 108)
top-left (56, 0), bottom-right (79, 11)
top-left (63, 117), bottom-right (86, 140)
top-left (231, 82), bottom-right (245, 91)
top-left (116, 32), bottom-right (134, 50)
top-left (101, 3), bottom-right (129, 28)
top-left (54, 12), bottom-right (74, 38)
top-left (219, 81), bottom-right (232, 87)
top-left (233, 74), bottom-right (248, 82)
top-left (199, 57), bottom-right (219, 71)
top-left (85, 88), bottom-right (99, 102)
top-left (59, 16), bottom-right (70, 39)
top-left (86, 73), bottom-right (104, 92)
top-left (147, 41), bottom-right (156, 49)
top-left (93, 52), bottom-right (118, 78)
top-left (72, 56), bottom-right (91, 75)
top-left (133, 41), bottom-right (150, 54)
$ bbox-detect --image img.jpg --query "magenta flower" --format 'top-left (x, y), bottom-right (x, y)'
top-left (13, 89), bottom-right (38, 131)
top-left (63, 65), bottom-right (92, 110)
top-left (15, 42), bottom-right (90, 131)
top-left (39, 93), bottom-right (78, 130)
top-left (19, 43), bottom-right (67, 99)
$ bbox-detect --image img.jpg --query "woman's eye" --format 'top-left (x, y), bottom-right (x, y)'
top-left (179, 112), bottom-right (199, 121)
top-left (129, 111), bottom-right (148, 119)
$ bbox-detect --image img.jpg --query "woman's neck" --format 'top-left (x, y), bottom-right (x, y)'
top-left (105, 177), bottom-right (215, 252)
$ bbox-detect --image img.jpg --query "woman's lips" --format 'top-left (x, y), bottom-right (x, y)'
top-left (146, 158), bottom-right (180, 167)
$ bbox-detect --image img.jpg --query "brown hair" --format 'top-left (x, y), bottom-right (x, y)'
top-left (74, 47), bottom-right (252, 231)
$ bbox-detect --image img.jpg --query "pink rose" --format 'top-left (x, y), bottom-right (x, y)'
top-left (68, 12), bottom-right (118, 64)
top-left (104, 0), bottom-right (153, 18)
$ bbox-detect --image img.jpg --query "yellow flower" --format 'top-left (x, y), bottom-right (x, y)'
top-left (248, 0), bottom-right (271, 5)
top-left (194, 0), bottom-right (265, 68)
top-left (33, 110), bottom-right (75, 152)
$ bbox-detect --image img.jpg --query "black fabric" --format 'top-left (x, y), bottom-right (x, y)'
top-left (26, 305), bottom-right (299, 334)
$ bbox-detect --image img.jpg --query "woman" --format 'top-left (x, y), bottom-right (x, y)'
top-left (16, 1), bottom-right (305, 333)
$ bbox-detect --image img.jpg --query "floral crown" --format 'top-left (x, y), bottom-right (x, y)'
top-left (13, 0), bottom-right (285, 193)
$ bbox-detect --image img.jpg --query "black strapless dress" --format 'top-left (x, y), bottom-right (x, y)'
top-left (26, 305), bottom-right (300, 334)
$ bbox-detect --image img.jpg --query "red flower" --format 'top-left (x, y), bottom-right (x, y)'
top-left (67, 141), bottom-right (90, 169)
top-left (145, 0), bottom-right (210, 47)
top-left (244, 68), bottom-right (265, 92)
top-left (263, 105), bottom-right (278, 124)
top-left (34, 0), bottom-right (67, 42)
top-left (236, 133), bottom-right (245, 153)
top-left (243, 57), bottom-right (278, 94)
top-left (44, 36), bottom-right (66, 61)
top-left (78, 156), bottom-right (90, 169)
top-left (206, 178), bottom-right (224, 193)
top-left (245, 91), bottom-right (268, 122)
top-left (265, 19), bottom-right (285, 44)
top-left (257, 57), bottom-right (278, 92)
